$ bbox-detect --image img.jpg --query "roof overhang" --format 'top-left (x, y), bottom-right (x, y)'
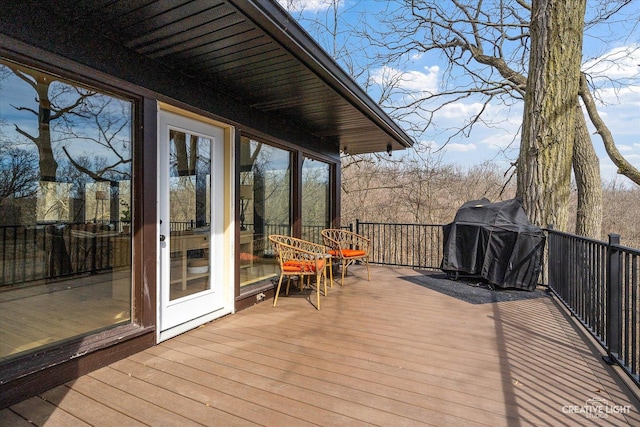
top-left (4, 0), bottom-right (414, 155)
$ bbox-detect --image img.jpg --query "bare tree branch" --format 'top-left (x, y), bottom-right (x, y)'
top-left (579, 72), bottom-right (640, 185)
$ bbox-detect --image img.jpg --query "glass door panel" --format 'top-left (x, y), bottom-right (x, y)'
top-left (301, 157), bottom-right (330, 244)
top-left (168, 130), bottom-right (211, 300)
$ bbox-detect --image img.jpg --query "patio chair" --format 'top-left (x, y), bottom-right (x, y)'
top-left (268, 235), bottom-right (329, 310)
top-left (321, 229), bottom-right (371, 285)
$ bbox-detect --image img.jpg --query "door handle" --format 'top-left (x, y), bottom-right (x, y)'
top-left (160, 234), bottom-right (166, 242)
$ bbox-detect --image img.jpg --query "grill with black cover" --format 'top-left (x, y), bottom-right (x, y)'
top-left (440, 198), bottom-right (546, 291)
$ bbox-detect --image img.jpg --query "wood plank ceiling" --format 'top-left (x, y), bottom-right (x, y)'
top-left (45, 0), bottom-right (414, 155)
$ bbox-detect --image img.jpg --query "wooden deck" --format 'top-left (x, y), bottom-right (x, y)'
top-left (2, 266), bottom-right (639, 426)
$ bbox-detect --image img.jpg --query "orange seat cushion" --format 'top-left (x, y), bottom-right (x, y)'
top-left (329, 249), bottom-right (366, 258)
top-left (240, 252), bottom-right (258, 261)
top-left (282, 259), bottom-right (326, 273)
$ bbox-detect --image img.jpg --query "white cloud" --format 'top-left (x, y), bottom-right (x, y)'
top-left (479, 132), bottom-right (520, 151)
top-left (583, 44), bottom-right (640, 80)
top-left (439, 102), bottom-right (485, 119)
top-left (599, 162), bottom-right (621, 181)
top-left (592, 84), bottom-right (640, 106)
top-left (623, 151), bottom-right (640, 162)
top-left (277, 0), bottom-right (343, 12)
top-left (370, 65), bottom-right (440, 94)
top-left (415, 139), bottom-right (438, 151)
top-left (446, 142), bottom-right (477, 152)
top-left (612, 145), bottom-right (640, 168)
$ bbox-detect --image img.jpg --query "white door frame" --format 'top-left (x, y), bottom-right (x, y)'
top-left (157, 103), bottom-right (235, 342)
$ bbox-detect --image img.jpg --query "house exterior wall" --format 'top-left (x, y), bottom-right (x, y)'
top-left (0, 19), bottom-right (340, 406)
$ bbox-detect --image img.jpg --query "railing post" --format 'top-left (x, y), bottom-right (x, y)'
top-left (356, 219), bottom-right (360, 236)
top-left (604, 233), bottom-right (622, 365)
top-left (545, 224), bottom-right (553, 288)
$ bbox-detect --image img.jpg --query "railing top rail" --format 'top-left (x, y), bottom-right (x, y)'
top-left (545, 227), bottom-right (640, 254)
top-left (544, 228), bottom-right (607, 245)
top-left (356, 221), bottom-right (446, 227)
top-left (614, 244), bottom-right (640, 255)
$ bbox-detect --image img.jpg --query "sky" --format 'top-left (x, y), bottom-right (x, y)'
top-left (277, 0), bottom-right (640, 185)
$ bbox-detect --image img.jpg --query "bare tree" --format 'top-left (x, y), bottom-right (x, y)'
top-left (340, 148), bottom-right (515, 227)
top-left (290, 0), bottom-right (639, 237)
top-left (366, 0), bottom-right (598, 233)
top-left (519, 0), bottom-right (587, 229)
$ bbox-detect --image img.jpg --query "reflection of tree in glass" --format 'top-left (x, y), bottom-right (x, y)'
top-left (60, 97), bottom-right (132, 182)
top-left (169, 176), bottom-right (197, 223)
top-left (170, 130), bottom-right (196, 177)
top-left (1, 60), bottom-right (132, 185)
top-left (54, 95), bottom-right (132, 225)
top-left (0, 60), bottom-right (133, 279)
top-left (253, 144), bottom-right (290, 226)
top-left (302, 159), bottom-right (329, 230)
top-left (0, 148), bottom-right (39, 203)
top-left (169, 131), bottom-right (211, 227)
top-left (170, 131), bottom-right (212, 176)
top-left (59, 155), bottom-right (104, 198)
top-left (3, 61), bottom-right (95, 181)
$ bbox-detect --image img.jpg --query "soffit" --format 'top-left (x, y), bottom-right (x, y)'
top-left (39, 0), bottom-right (414, 155)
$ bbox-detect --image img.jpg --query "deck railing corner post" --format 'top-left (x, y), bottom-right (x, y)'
top-left (604, 233), bottom-right (622, 365)
top-left (543, 224), bottom-right (554, 288)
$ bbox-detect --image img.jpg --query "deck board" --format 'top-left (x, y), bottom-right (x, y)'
top-left (39, 385), bottom-right (148, 427)
top-left (7, 396), bottom-right (89, 427)
top-left (3, 266), bottom-right (640, 426)
top-left (109, 358), bottom-right (298, 426)
top-left (88, 366), bottom-right (257, 427)
top-left (64, 375), bottom-right (202, 426)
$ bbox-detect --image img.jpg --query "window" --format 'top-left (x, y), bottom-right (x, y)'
top-left (0, 58), bottom-right (133, 361)
top-left (301, 157), bottom-right (330, 243)
top-left (239, 136), bottom-right (291, 288)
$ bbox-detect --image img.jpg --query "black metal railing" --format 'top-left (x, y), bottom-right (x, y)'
top-left (547, 228), bottom-right (640, 386)
top-left (171, 221), bottom-right (196, 232)
top-left (1, 222), bottom-right (131, 286)
top-left (355, 220), bottom-right (444, 269)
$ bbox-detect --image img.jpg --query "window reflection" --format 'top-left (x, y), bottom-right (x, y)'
top-left (169, 130), bottom-right (212, 300)
top-left (301, 157), bottom-right (330, 243)
top-left (0, 58), bottom-right (133, 361)
top-left (239, 136), bottom-right (291, 288)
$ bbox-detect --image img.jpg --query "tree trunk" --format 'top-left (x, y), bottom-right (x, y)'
top-left (573, 108), bottom-right (602, 238)
top-left (517, 0), bottom-right (587, 231)
top-left (35, 78), bottom-right (58, 181)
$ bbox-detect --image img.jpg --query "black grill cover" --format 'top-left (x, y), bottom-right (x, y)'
top-left (440, 198), bottom-right (546, 291)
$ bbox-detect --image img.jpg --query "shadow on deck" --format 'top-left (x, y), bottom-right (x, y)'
top-left (2, 266), bottom-right (639, 426)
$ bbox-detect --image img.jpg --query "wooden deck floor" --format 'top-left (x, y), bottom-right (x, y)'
top-left (2, 266), bottom-right (639, 426)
